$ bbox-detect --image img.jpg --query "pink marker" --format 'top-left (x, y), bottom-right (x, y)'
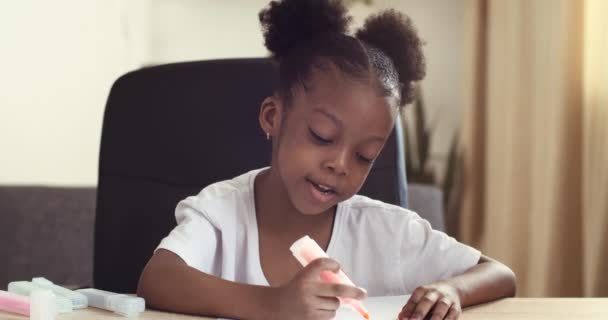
top-left (290, 235), bottom-right (371, 320)
top-left (0, 289), bottom-right (30, 316)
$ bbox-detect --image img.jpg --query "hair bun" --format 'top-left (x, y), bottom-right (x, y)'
top-left (259, 0), bottom-right (352, 60)
top-left (356, 10), bottom-right (426, 104)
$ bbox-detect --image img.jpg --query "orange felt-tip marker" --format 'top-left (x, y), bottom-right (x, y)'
top-left (290, 235), bottom-right (371, 319)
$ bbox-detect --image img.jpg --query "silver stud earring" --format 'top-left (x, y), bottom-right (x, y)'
top-left (266, 132), bottom-right (271, 140)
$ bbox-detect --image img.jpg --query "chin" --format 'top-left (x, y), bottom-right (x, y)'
top-left (292, 197), bottom-right (338, 216)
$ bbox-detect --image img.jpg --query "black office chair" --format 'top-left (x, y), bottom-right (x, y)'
top-left (93, 58), bottom-right (411, 293)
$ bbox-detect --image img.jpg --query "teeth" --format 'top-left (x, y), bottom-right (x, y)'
top-left (308, 179), bottom-right (335, 194)
top-left (318, 184), bottom-right (331, 191)
top-left (315, 182), bottom-right (333, 193)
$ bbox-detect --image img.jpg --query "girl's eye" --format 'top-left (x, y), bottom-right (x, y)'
top-left (309, 128), bottom-right (332, 144)
top-left (357, 153), bottom-right (374, 163)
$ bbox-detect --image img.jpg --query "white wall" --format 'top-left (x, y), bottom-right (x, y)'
top-left (0, 0), bottom-right (130, 185)
top-left (0, 0), bottom-right (464, 185)
top-left (142, 0), bottom-right (270, 64)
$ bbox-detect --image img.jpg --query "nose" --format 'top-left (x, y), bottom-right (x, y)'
top-left (324, 147), bottom-right (349, 176)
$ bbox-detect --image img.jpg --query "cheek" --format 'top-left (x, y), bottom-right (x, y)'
top-left (346, 169), bottom-right (371, 194)
top-left (277, 128), bottom-right (316, 162)
top-left (275, 130), bottom-right (313, 177)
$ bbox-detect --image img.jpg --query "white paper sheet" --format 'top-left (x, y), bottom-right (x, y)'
top-left (218, 295), bottom-right (410, 320)
top-left (335, 295), bottom-right (410, 320)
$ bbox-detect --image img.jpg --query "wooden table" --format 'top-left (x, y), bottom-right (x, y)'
top-left (1, 298), bottom-right (607, 319)
top-left (462, 298), bottom-right (607, 319)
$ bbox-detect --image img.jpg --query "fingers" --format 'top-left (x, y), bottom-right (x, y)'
top-left (410, 290), bottom-right (439, 320)
top-left (400, 286), bottom-right (457, 320)
top-left (398, 300), bottom-right (416, 319)
top-left (315, 296), bottom-right (341, 311)
top-left (307, 297), bottom-right (339, 320)
top-left (295, 258), bottom-right (366, 299)
top-left (298, 306), bottom-right (338, 320)
top-left (399, 287), bottom-right (427, 319)
top-left (300, 258), bottom-right (341, 281)
top-left (314, 308), bottom-right (338, 320)
top-left (399, 290), bottom-right (461, 320)
top-left (315, 282), bottom-right (367, 300)
top-left (429, 297), bottom-right (452, 320)
top-left (444, 304), bottom-right (461, 320)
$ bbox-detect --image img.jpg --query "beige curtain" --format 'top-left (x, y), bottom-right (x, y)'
top-left (460, 0), bottom-right (608, 297)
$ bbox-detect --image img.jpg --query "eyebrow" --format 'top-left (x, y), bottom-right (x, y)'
top-left (312, 108), bottom-right (385, 143)
top-left (312, 107), bottom-right (342, 127)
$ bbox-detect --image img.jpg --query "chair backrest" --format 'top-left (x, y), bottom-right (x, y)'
top-left (94, 58), bottom-right (408, 292)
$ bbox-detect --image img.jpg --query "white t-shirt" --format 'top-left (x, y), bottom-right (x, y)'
top-left (156, 168), bottom-right (480, 296)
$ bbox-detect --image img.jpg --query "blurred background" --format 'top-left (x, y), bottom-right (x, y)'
top-left (0, 0), bottom-right (606, 298)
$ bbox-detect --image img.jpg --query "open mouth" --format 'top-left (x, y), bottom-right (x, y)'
top-left (306, 178), bottom-right (337, 197)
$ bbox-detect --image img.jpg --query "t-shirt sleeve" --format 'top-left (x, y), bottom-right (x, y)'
top-left (155, 195), bottom-right (222, 275)
top-left (399, 213), bottom-right (481, 292)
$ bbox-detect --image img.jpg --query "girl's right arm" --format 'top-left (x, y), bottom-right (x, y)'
top-left (137, 249), bottom-right (366, 320)
top-left (137, 249), bottom-right (273, 319)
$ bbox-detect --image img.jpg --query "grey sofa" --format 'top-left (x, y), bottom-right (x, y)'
top-left (0, 186), bottom-right (96, 289)
top-left (0, 184), bottom-right (443, 290)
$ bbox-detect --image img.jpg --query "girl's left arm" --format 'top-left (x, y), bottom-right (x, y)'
top-left (398, 255), bottom-right (516, 320)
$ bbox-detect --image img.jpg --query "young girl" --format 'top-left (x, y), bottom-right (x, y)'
top-left (137, 0), bottom-right (516, 319)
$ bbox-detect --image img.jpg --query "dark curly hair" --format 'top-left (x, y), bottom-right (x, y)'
top-left (259, 0), bottom-right (425, 108)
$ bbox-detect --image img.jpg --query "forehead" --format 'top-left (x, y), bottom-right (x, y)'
top-left (293, 65), bottom-right (396, 134)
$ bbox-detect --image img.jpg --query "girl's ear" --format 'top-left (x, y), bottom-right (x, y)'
top-left (258, 95), bottom-right (284, 139)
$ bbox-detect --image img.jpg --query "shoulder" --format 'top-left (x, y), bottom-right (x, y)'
top-left (194, 167), bottom-right (267, 204)
top-left (176, 168), bottom-right (266, 226)
top-left (341, 194), bottom-right (422, 222)
top-left (337, 194), bottom-right (430, 239)
top-left (196, 168), bottom-right (260, 200)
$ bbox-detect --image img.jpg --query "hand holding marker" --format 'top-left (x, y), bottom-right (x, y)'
top-left (290, 235), bottom-right (371, 320)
